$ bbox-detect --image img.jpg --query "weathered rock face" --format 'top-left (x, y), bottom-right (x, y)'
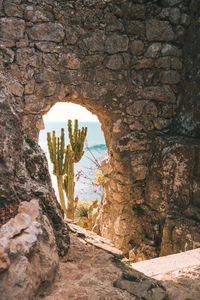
top-left (0, 200), bottom-right (59, 300)
top-left (0, 72), bottom-right (70, 296)
top-left (0, 72), bottom-right (69, 255)
top-left (0, 0), bottom-right (200, 261)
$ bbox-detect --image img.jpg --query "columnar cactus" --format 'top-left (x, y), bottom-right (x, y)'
top-left (47, 128), bottom-right (68, 215)
top-left (47, 120), bottom-right (87, 220)
top-left (63, 120), bottom-right (87, 219)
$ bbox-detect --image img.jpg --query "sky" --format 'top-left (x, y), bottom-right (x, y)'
top-left (43, 103), bottom-right (98, 122)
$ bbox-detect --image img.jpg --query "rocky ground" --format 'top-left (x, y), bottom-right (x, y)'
top-left (38, 232), bottom-right (167, 300)
top-left (156, 266), bottom-right (200, 300)
top-left (37, 223), bottom-right (200, 300)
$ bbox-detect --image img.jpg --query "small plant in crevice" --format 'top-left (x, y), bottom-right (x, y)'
top-left (0, 190), bottom-right (9, 208)
top-left (95, 171), bottom-right (104, 186)
top-left (25, 149), bottom-right (34, 155)
top-left (132, 204), bottom-right (145, 216)
top-left (75, 200), bottom-right (99, 231)
top-left (33, 155), bottom-right (44, 164)
top-left (24, 135), bottom-right (37, 152)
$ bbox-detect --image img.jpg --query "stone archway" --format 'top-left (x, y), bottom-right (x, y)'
top-left (1, 0), bottom-right (200, 259)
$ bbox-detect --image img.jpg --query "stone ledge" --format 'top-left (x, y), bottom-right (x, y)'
top-left (131, 247), bottom-right (200, 277)
top-left (65, 218), bottom-right (123, 258)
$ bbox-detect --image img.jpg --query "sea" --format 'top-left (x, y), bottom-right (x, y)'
top-left (39, 122), bottom-right (107, 202)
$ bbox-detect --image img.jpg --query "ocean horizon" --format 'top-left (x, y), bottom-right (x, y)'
top-left (39, 121), bottom-right (107, 203)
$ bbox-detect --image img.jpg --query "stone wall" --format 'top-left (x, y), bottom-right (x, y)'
top-left (0, 0), bottom-right (200, 260)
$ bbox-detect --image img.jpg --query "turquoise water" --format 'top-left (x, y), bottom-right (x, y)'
top-left (39, 122), bottom-right (107, 202)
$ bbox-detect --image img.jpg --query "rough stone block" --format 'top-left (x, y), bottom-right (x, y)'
top-left (145, 43), bottom-right (161, 58)
top-left (132, 165), bottom-right (148, 181)
top-left (161, 43), bottom-right (182, 56)
top-left (60, 70), bottom-right (82, 85)
top-left (126, 21), bottom-right (145, 37)
top-left (155, 57), bottom-right (182, 70)
top-left (146, 19), bottom-right (174, 41)
top-left (59, 53), bottom-right (81, 69)
top-left (24, 5), bottom-right (54, 22)
top-left (133, 57), bottom-right (154, 70)
top-left (0, 46), bottom-right (14, 65)
top-left (142, 85), bottom-right (176, 103)
top-left (28, 22), bottom-right (64, 42)
top-left (105, 34), bottom-right (129, 54)
top-left (35, 42), bottom-right (63, 53)
top-left (129, 4), bottom-right (146, 20)
top-left (0, 18), bottom-right (25, 40)
top-left (106, 54), bottom-right (123, 70)
top-left (130, 40), bottom-right (144, 55)
top-left (4, 2), bottom-right (23, 18)
top-left (129, 119), bottom-right (144, 131)
top-left (145, 101), bottom-right (158, 117)
top-left (159, 70), bottom-right (180, 84)
top-left (169, 7), bottom-right (181, 25)
top-left (126, 101), bottom-right (146, 116)
top-left (16, 48), bottom-right (38, 68)
top-left (83, 31), bottom-right (105, 52)
top-left (8, 81), bottom-right (24, 97)
top-left (180, 13), bottom-right (190, 26)
top-left (65, 27), bottom-right (79, 44)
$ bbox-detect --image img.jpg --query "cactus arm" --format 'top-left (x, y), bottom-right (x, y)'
top-left (47, 129), bottom-right (68, 215)
top-left (57, 175), bottom-right (67, 215)
top-left (68, 120), bottom-right (74, 149)
top-left (67, 119), bottom-right (87, 163)
top-left (52, 131), bottom-right (56, 164)
top-left (63, 145), bottom-right (75, 219)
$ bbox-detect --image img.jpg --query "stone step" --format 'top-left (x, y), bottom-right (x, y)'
top-left (65, 218), bottom-right (123, 258)
top-left (131, 247), bottom-right (200, 277)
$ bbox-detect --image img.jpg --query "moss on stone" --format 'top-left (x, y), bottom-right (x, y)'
top-left (24, 135), bottom-right (37, 152)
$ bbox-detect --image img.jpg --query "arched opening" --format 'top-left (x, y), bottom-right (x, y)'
top-left (39, 102), bottom-right (107, 224)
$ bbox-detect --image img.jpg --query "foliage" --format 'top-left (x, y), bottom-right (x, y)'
top-left (47, 120), bottom-right (87, 220)
top-left (75, 200), bottom-right (99, 231)
top-left (34, 155), bottom-right (44, 164)
top-left (95, 171), bottom-right (104, 186)
top-left (25, 149), bottom-right (34, 155)
top-left (24, 135), bottom-right (37, 152)
top-left (0, 190), bottom-right (9, 208)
